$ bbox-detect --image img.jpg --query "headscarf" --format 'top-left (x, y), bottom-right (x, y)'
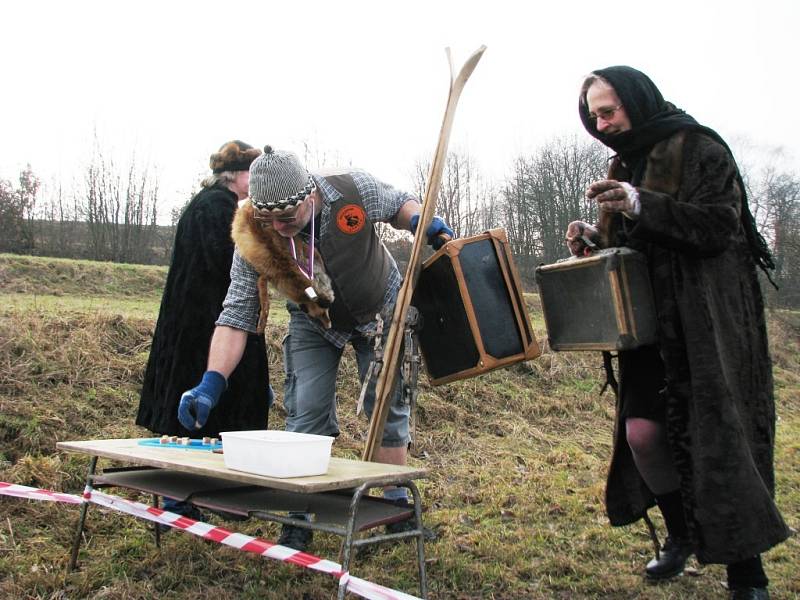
top-left (578, 65), bottom-right (775, 276)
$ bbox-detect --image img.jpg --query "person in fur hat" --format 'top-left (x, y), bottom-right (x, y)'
top-left (177, 146), bottom-right (452, 550)
top-left (136, 140), bottom-right (271, 519)
top-left (565, 67), bottom-right (789, 599)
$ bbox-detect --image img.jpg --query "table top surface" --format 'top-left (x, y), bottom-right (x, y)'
top-left (57, 438), bottom-right (428, 493)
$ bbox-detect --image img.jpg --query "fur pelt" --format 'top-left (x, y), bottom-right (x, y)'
top-left (231, 202), bottom-right (334, 332)
top-left (210, 142), bottom-right (261, 173)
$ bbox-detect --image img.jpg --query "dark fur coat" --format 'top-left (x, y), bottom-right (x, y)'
top-left (136, 185), bottom-right (270, 437)
top-left (603, 131), bottom-right (790, 563)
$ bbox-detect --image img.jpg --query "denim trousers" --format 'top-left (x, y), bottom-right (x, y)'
top-left (281, 313), bottom-right (410, 447)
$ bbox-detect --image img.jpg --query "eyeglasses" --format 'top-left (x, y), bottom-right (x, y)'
top-left (588, 104), bottom-right (623, 122)
top-left (252, 210), bottom-right (300, 225)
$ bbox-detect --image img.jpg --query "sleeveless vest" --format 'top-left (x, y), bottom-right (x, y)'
top-left (318, 173), bottom-right (393, 330)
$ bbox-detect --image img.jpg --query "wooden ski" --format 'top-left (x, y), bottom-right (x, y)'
top-left (362, 45), bottom-right (487, 461)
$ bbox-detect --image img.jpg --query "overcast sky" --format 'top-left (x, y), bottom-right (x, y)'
top-left (1, 0), bottom-right (797, 219)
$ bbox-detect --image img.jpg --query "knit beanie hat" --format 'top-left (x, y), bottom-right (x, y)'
top-left (209, 140), bottom-right (262, 174)
top-left (249, 146), bottom-right (316, 212)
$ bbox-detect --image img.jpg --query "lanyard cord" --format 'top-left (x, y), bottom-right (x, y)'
top-left (288, 197), bottom-right (315, 281)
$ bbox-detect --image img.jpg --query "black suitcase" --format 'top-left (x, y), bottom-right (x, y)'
top-left (535, 247), bottom-right (657, 351)
top-left (411, 228), bottom-right (540, 385)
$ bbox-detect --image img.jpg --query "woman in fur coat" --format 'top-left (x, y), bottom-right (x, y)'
top-left (136, 141), bottom-right (271, 439)
top-left (566, 67), bottom-right (790, 600)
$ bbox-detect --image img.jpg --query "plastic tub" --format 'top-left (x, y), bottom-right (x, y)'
top-left (219, 430), bottom-right (334, 478)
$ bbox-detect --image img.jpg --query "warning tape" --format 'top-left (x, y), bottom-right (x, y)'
top-left (0, 482), bottom-right (84, 505)
top-left (0, 481), bottom-right (421, 600)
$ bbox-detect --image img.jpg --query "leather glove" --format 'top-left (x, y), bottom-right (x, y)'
top-left (177, 371), bottom-right (227, 431)
top-left (410, 214), bottom-right (454, 250)
top-left (565, 221), bottom-right (600, 257)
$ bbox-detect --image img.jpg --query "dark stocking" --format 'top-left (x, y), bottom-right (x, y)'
top-left (654, 489), bottom-right (688, 539)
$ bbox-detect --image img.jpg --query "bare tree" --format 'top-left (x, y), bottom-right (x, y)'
top-left (0, 178), bottom-right (19, 252)
top-left (81, 138), bottom-right (161, 263)
top-left (732, 142), bottom-right (800, 307)
top-left (753, 167), bottom-right (800, 307)
top-left (500, 136), bottom-right (608, 279)
top-left (0, 165), bottom-right (39, 253)
top-left (411, 149), bottom-right (496, 239)
top-left (32, 178), bottom-right (82, 257)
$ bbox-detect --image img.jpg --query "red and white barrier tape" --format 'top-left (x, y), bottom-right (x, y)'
top-left (0, 481), bottom-right (84, 504)
top-left (0, 481), bottom-right (421, 600)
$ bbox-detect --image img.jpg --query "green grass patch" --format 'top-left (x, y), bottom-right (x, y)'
top-left (0, 253), bottom-right (167, 298)
top-left (1, 293), bottom-right (162, 320)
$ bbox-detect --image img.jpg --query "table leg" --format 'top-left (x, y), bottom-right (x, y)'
top-left (406, 481), bottom-right (428, 599)
top-left (67, 456), bottom-right (97, 572)
top-left (337, 480), bottom-right (428, 599)
top-left (338, 481), bottom-right (370, 600)
top-left (152, 494), bottom-right (161, 548)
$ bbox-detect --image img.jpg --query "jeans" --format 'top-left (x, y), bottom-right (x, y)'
top-left (281, 313), bottom-right (410, 447)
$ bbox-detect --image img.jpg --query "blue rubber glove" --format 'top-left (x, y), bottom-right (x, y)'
top-left (409, 214), bottom-right (454, 250)
top-left (177, 371), bottom-right (227, 431)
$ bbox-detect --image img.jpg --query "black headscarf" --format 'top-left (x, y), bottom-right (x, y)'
top-left (579, 65), bottom-right (775, 276)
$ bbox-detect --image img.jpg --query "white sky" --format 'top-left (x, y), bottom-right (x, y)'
top-left (1, 0), bottom-right (798, 220)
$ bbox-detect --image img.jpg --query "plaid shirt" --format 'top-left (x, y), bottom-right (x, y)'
top-left (216, 170), bottom-right (417, 348)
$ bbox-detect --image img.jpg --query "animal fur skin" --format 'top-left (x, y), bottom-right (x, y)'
top-left (231, 202), bottom-right (334, 332)
top-left (209, 142), bottom-right (261, 173)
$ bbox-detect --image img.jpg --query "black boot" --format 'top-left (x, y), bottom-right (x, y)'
top-left (645, 536), bottom-right (693, 580)
top-left (277, 524), bottom-right (313, 551)
top-left (727, 555), bottom-right (769, 599)
top-left (277, 513), bottom-right (313, 552)
top-left (646, 490), bottom-right (692, 580)
top-left (384, 498), bottom-right (437, 540)
top-left (729, 587), bottom-right (770, 600)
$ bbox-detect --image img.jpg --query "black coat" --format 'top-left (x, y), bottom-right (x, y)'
top-left (136, 184), bottom-right (270, 437)
top-left (604, 132), bottom-right (790, 564)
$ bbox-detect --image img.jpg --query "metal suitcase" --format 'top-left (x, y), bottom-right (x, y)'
top-left (535, 247), bottom-right (657, 351)
top-left (411, 228), bottom-right (541, 385)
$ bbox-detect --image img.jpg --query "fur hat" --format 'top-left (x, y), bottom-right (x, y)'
top-left (249, 146), bottom-right (316, 212)
top-left (209, 140), bottom-right (262, 174)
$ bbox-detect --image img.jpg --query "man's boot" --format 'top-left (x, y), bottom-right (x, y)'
top-left (277, 513), bottom-right (313, 552)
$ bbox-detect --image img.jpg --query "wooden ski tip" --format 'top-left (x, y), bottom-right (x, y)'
top-left (455, 45), bottom-right (487, 84)
top-left (445, 47), bottom-right (454, 83)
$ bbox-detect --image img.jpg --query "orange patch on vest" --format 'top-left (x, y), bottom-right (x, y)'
top-left (336, 204), bottom-right (366, 234)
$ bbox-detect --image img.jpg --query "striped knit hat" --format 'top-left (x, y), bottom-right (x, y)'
top-left (248, 146), bottom-right (316, 212)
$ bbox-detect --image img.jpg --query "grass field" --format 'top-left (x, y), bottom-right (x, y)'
top-left (0, 253), bottom-right (797, 599)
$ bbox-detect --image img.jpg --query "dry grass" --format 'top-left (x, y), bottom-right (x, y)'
top-left (0, 253), bottom-right (166, 298)
top-left (0, 256), bottom-right (798, 599)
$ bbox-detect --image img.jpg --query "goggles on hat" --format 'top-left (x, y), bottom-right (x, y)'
top-left (252, 206), bottom-right (303, 225)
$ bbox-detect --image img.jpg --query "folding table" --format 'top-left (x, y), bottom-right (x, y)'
top-left (57, 438), bottom-right (429, 598)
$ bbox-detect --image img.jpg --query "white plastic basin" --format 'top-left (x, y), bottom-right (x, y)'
top-left (219, 430), bottom-right (334, 478)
